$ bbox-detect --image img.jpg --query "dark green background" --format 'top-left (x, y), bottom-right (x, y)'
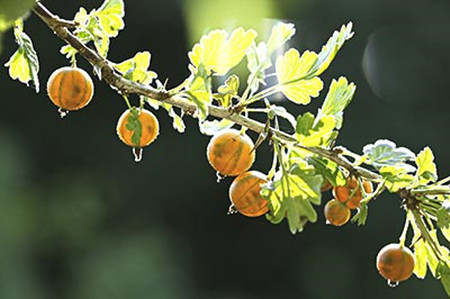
top-left (0, 0), bottom-right (449, 298)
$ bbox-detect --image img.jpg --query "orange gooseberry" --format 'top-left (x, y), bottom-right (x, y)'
top-left (116, 108), bottom-right (159, 162)
top-left (46, 66), bottom-right (94, 115)
top-left (324, 199), bottom-right (351, 226)
top-left (207, 129), bottom-right (255, 176)
top-left (376, 243), bottom-right (415, 285)
top-left (229, 170), bottom-right (268, 217)
top-left (333, 176), bottom-right (372, 210)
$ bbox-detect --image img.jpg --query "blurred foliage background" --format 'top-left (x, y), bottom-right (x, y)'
top-left (0, 0), bottom-right (449, 298)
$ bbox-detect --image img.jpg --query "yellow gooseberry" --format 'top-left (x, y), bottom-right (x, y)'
top-left (376, 243), bottom-right (415, 286)
top-left (324, 199), bottom-right (351, 226)
top-left (229, 170), bottom-right (268, 217)
top-left (333, 176), bottom-right (373, 210)
top-left (207, 129), bottom-right (255, 177)
top-left (46, 66), bottom-right (94, 116)
top-left (116, 108), bottom-right (159, 162)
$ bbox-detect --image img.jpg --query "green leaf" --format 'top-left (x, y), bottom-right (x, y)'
top-left (437, 203), bottom-right (450, 230)
top-left (308, 156), bottom-right (346, 187)
top-left (416, 147), bottom-right (438, 185)
top-left (114, 51), bottom-right (157, 84)
top-left (267, 22), bottom-right (296, 55)
top-left (262, 160), bottom-right (322, 234)
top-left (189, 27), bottom-right (257, 76)
top-left (199, 119), bottom-right (234, 136)
top-left (126, 108), bottom-right (142, 147)
top-left (437, 262), bottom-right (450, 297)
top-left (296, 112), bottom-right (336, 147)
top-left (186, 71), bottom-right (212, 121)
top-left (245, 42), bottom-right (269, 93)
top-left (351, 202), bottom-right (368, 226)
top-left (4, 20), bottom-right (39, 92)
top-left (168, 108), bottom-right (185, 133)
top-left (319, 76), bottom-right (356, 129)
top-left (379, 165), bottom-right (415, 192)
top-left (214, 74), bottom-right (239, 107)
top-left (362, 139), bottom-right (416, 171)
top-left (414, 238), bottom-right (428, 279)
top-left (93, 0), bottom-right (125, 37)
top-left (276, 48), bottom-right (323, 105)
top-left (308, 22), bottom-right (354, 76)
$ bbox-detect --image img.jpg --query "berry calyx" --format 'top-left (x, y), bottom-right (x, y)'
top-left (207, 129), bottom-right (255, 177)
top-left (46, 66), bottom-right (94, 116)
top-left (229, 170), bottom-right (268, 217)
top-left (116, 108), bottom-right (159, 162)
top-left (324, 199), bottom-right (351, 226)
top-left (333, 176), bottom-right (372, 210)
top-left (376, 243), bottom-right (415, 285)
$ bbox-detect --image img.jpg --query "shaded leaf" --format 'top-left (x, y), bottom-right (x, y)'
top-left (309, 156), bottom-right (346, 187)
top-left (437, 262), bottom-right (450, 297)
top-left (363, 139), bottom-right (416, 171)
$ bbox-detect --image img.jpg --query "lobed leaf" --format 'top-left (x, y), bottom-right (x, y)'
top-left (186, 72), bottom-right (212, 121)
top-left (416, 147), bottom-right (438, 186)
top-left (93, 0), bottom-right (125, 38)
top-left (267, 22), bottom-right (296, 55)
top-left (308, 156), bottom-right (346, 187)
top-left (362, 139), bottom-right (416, 171)
top-left (319, 76), bottom-right (356, 129)
top-left (4, 20), bottom-right (39, 92)
top-left (114, 51), bottom-right (157, 84)
top-left (214, 75), bottom-right (239, 108)
top-left (262, 161), bottom-right (322, 234)
top-left (308, 22), bottom-right (354, 76)
top-left (189, 28), bottom-right (257, 76)
top-left (379, 165), bottom-right (414, 192)
top-left (296, 112), bottom-right (336, 147)
top-left (276, 49), bottom-right (323, 105)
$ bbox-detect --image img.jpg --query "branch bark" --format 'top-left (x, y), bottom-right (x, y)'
top-left (32, 2), bottom-right (382, 182)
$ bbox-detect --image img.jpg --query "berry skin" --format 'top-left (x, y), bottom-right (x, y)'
top-left (207, 129), bottom-right (255, 177)
top-left (376, 243), bottom-right (415, 284)
top-left (47, 66), bottom-right (94, 112)
top-left (333, 176), bottom-right (372, 210)
top-left (116, 108), bottom-right (159, 148)
top-left (324, 199), bottom-right (351, 226)
top-left (229, 171), bottom-right (268, 217)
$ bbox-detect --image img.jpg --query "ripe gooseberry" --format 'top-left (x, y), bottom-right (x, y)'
top-left (376, 243), bottom-right (415, 286)
top-left (229, 170), bottom-right (268, 217)
top-left (333, 176), bottom-right (373, 209)
top-left (324, 199), bottom-right (351, 226)
top-left (46, 66), bottom-right (94, 117)
top-left (116, 108), bottom-right (159, 162)
top-left (207, 129), bottom-right (255, 177)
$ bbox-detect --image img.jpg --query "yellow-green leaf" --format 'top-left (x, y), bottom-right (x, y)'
top-left (114, 51), bottom-right (157, 84)
top-left (414, 239), bottom-right (428, 279)
top-left (267, 22), bottom-right (295, 55)
top-left (276, 48), bottom-right (323, 105)
top-left (188, 27), bottom-right (257, 76)
top-left (416, 147), bottom-right (438, 185)
top-left (93, 0), bottom-right (125, 37)
top-left (187, 75), bottom-right (211, 121)
top-left (442, 226), bottom-right (450, 243)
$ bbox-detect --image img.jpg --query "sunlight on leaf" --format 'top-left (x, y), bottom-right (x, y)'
top-left (379, 165), bottom-right (414, 192)
top-left (363, 139), bottom-right (416, 171)
top-left (267, 22), bottom-right (295, 55)
top-left (114, 51), bottom-right (157, 84)
top-left (189, 28), bottom-right (257, 76)
top-left (276, 49), bottom-right (323, 105)
top-left (416, 147), bottom-right (438, 185)
top-left (93, 0), bottom-right (125, 37)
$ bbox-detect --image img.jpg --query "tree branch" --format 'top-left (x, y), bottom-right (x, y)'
top-left (33, 2), bottom-right (382, 181)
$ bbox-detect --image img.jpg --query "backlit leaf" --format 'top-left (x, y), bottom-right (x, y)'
top-left (187, 73), bottom-right (211, 121)
top-left (199, 119), bottom-right (234, 136)
top-left (114, 51), bottom-right (157, 84)
top-left (379, 165), bottom-right (414, 192)
top-left (296, 112), bottom-right (336, 147)
top-left (416, 147), bottom-right (438, 185)
top-left (4, 20), bottom-right (39, 92)
top-left (267, 22), bottom-right (295, 55)
top-left (189, 27), bottom-right (257, 76)
top-left (414, 239), bottom-right (428, 279)
top-left (93, 0), bottom-right (125, 37)
top-left (319, 76), bottom-right (356, 129)
top-left (276, 49), bottom-right (323, 105)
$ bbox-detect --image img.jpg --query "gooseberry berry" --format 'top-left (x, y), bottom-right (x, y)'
top-left (229, 170), bottom-right (268, 217)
